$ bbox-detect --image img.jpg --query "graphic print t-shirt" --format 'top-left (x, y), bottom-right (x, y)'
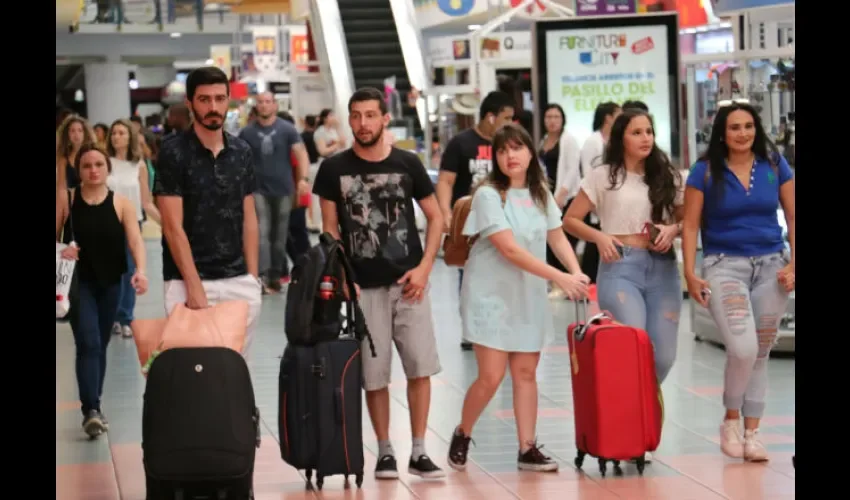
top-left (238, 118), bottom-right (302, 197)
top-left (312, 148), bottom-right (435, 289)
top-left (440, 129), bottom-right (492, 206)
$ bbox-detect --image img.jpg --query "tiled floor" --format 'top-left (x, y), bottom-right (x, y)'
top-left (56, 240), bottom-right (795, 499)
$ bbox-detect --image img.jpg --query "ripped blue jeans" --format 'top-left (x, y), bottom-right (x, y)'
top-left (703, 251), bottom-right (790, 419)
top-left (596, 247), bottom-right (682, 383)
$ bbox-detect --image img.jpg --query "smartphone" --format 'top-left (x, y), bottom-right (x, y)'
top-left (644, 222), bottom-right (660, 242)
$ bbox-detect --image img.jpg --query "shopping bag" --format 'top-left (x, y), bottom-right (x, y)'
top-left (131, 300), bottom-right (249, 376)
top-left (56, 243), bottom-right (77, 318)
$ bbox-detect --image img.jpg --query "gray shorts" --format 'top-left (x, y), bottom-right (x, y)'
top-left (359, 283), bottom-right (441, 391)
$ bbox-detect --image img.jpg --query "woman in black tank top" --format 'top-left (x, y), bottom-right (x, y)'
top-left (56, 144), bottom-right (149, 438)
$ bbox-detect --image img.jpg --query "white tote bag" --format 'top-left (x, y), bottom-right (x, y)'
top-left (56, 191), bottom-right (77, 318)
top-left (56, 243), bottom-right (77, 318)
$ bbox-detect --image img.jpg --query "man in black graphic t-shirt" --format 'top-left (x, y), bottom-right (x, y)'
top-left (437, 91), bottom-right (515, 215)
top-left (435, 90), bottom-right (514, 350)
top-left (313, 87), bottom-right (446, 482)
top-left (154, 67), bottom-right (263, 359)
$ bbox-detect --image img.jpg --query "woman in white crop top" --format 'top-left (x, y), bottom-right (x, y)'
top-left (564, 110), bottom-right (686, 390)
top-left (106, 119), bottom-right (160, 339)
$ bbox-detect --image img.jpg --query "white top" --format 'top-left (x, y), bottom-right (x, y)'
top-left (555, 131), bottom-right (582, 199)
top-left (107, 157), bottom-right (143, 222)
top-left (313, 125), bottom-right (343, 157)
top-left (580, 130), bottom-right (606, 172)
top-left (580, 164), bottom-right (686, 235)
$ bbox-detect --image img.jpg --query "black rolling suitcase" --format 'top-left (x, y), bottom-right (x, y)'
top-left (279, 232), bottom-right (376, 490)
top-left (279, 338), bottom-right (366, 489)
top-left (143, 347), bottom-right (261, 500)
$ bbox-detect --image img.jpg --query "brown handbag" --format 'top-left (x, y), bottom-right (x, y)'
top-left (442, 189), bottom-right (506, 267)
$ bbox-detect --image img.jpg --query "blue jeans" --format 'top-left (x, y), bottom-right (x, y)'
top-left (256, 194), bottom-right (293, 281)
top-left (115, 240), bottom-right (136, 326)
top-left (70, 280), bottom-right (121, 415)
top-left (596, 247), bottom-right (682, 383)
top-left (703, 251), bottom-right (790, 418)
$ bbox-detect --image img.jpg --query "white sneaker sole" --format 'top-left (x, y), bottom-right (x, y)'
top-left (517, 462), bottom-right (559, 472)
top-left (408, 467), bottom-right (447, 479)
top-left (447, 459), bottom-right (467, 472)
top-left (374, 470), bottom-right (399, 480)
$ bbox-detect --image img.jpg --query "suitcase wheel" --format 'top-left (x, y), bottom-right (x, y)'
top-left (597, 458), bottom-right (624, 477)
top-left (574, 450), bottom-right (586, 469)
top-left (634, 456), bottom-right (646, 475)
top-left (355, 474), bottom-right (364, 488)
top-left (316, 476), bottom-right (324, 490)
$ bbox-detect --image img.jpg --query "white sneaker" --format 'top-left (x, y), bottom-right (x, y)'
top-left (719, 419), bottom-right (744, 458)
top-left (121, 325), bottom-right (133, 338)
top-left (111, 322), bottom-right (122, 336)
top-left (743, 429), bottom-right (769, 462)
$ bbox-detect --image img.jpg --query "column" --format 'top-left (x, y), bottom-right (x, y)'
top-left (83, 63), bottom-right (132, 125)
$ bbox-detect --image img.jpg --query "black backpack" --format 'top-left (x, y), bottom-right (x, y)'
top-left (285, 233), bottom-right (376, 355)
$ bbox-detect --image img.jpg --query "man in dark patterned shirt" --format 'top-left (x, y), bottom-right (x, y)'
top-left (153, 66), bottom-right (263, 358)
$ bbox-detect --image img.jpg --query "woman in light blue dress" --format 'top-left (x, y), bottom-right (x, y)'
top-left (447, 124), bottom-right (589, 474)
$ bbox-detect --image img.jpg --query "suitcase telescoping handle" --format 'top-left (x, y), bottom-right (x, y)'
top-left (573, 298), bottom-right (609, 341)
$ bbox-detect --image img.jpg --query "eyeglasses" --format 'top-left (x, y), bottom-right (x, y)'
top-left (717, 98), bottom-right (751, 107)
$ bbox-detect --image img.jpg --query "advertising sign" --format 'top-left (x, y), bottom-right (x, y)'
top-left (711, 0), bottom-right (794, 15)
top-left (428, 32), bottom-right (532, 65)
top-left (575, 0), bottom-right (637, 16)
top-left (251, 26), bottom-right (280, 78)
top-left (535, 13), bottom-right (680, 155)
top-left (210, 45), bottom-right (232, 80)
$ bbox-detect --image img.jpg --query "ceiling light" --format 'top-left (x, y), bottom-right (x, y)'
top-left (467, 24), bottom-right (481, 30)
top-left (170, 32), bottom-right (182, 38)
top-left (205, 58), bottom-right (214, 65)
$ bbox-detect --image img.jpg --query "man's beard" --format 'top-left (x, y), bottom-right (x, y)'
top-left (353, 124), bottom-right (384, 148)
top-left (191, 105), bottom-right (224, 131)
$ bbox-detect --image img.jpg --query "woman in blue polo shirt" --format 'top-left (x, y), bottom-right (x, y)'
top-left (681, 101), bottom-right (795, 463)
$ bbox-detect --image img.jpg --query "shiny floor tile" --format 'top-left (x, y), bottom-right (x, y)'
top-left (56, 241), bottom-right (795, 499)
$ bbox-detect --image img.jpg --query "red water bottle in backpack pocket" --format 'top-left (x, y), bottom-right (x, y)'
top-left (318, 275), bottom-right (337, 300)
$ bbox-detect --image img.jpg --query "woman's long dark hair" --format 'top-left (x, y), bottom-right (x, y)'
top-left (486, 123), bottom-right (550, 212)
top-left (542, 103), bottom-right (566, 138)
top-left (603, 110), bottom-right (680, 224)
top-left (700, 102), bottom-right (780, 199)
top-left (317, 108), bottom-right (333, 127)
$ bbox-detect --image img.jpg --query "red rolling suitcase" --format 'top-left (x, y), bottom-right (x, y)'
top-left (566, 300), bottom-right (663, 476)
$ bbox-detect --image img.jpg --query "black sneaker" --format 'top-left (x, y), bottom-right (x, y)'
top-left (447, 428), bottom-right (473, 471)
top-left (460, 341), bottom-right (473, 351)
top-left (82, 410), bottom-right (106, 438)
top-left (517, 442), bottom-right (558, 472)
top-left (409, 454), bottom-right (446, 479)
top-left (375, 454), bottom-right (399, 480)
top-left (97, 410), bottom-right (109, 430)
top-left (265, 276), bottom-right (282, 293)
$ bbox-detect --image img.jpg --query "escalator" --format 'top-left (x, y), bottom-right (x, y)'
top-left (337, 0), bottom-right (421, 137)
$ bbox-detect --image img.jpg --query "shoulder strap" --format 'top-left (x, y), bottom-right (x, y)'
top-left (65, 189), bottom-right (75, 243)
top-left (330, 240), bottom-right (377, 358)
